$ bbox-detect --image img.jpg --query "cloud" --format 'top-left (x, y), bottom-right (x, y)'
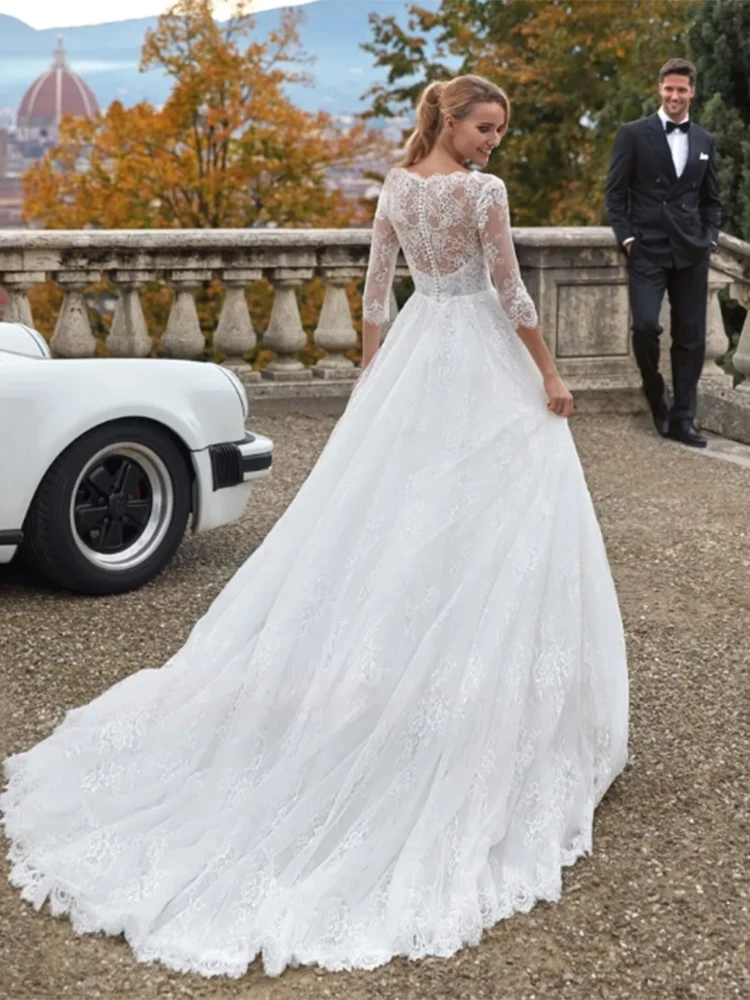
top-left (3, 0), bottom-right (316, 31)
top-left (72, 60), bottom-right (139, 74)
top-left (348, 66), bottom-right (364, 75)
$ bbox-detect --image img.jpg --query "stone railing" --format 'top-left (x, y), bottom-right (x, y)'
top-left (0, 229), bottom-right (381, 384)
top-left (1, 227), bottom-right (748, 414)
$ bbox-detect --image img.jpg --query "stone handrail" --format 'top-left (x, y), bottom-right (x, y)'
top-left (1, 227), bottom-right (748, 397)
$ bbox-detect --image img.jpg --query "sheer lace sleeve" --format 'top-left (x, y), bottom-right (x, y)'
top-left (362, 179), bottom-right (400, 325)
top-left (478, 176), bottom-right (538, 329)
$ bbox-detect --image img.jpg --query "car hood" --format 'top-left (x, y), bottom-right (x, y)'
top-left (0, 322), bottom-right (51, 360)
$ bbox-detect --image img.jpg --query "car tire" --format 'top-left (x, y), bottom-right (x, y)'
top-left (24, 420), bottom-right (192, 595)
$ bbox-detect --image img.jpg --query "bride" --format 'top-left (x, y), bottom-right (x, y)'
top-left (2, 74), bottom-right (628, 979)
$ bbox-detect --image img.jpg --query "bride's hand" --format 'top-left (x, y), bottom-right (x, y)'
top-left (544, 373), bottom-right (574, 417)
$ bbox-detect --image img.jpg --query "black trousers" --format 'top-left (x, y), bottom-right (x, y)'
top-left (628, 247), bottom-right (709, 422)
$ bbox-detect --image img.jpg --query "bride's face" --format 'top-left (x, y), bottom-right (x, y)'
top-left (445, 101), bottom-right (507, 167)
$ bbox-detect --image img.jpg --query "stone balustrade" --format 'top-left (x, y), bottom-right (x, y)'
top-left (1, 226), bottom-right (749, 425)
top-left (0, 230), bottom-right (379, 382)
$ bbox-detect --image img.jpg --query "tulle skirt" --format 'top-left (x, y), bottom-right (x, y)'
top-left (2, 288), bottom-right (628, 977)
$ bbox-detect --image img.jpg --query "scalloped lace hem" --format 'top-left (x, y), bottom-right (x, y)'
top-left (3, 815), bottom-right (593, 980)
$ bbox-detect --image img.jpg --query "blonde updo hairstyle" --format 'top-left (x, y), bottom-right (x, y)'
top-left (401, 74), bottom-right (510, 168)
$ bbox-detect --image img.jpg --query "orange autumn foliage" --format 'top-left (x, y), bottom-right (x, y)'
top-left (24, 0), bottom-right (378, 231)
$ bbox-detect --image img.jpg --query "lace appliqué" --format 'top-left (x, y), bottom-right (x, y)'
top-left (476, 176), bottom-right (539, 329)
top-left (361, 169), bottom-right (539, 330)
top-left (362, 186), bottom-right (399, 324)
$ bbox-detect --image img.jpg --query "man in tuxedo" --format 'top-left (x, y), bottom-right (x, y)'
top-left (605, 57), bottom-right (722, 447)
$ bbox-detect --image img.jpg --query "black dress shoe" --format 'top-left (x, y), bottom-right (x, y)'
top-left (647, 390), bottom-right (670, 438)
top-left (668, 420), bottom-right (707, 448)
top-left (652, 410), bottom-right (670, 438)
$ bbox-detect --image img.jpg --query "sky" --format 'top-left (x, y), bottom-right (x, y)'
top-left (0, 0), bottom-right (315, 30)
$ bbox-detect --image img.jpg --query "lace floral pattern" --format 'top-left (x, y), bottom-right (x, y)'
top-left (362, 169), bottom-right (538, 329)
top-left (2, 166), bottom-right (628, 981)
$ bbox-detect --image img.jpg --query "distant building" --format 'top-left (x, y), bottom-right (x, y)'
top-left (16, 36), bottom-right (99, 144)
top-left (0, 175), bottom-right (23, 228)
top-left (0, 37), bottom-right (99, 229)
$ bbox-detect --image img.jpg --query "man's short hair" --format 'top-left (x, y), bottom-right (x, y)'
top-left (659, 58), bottom-right (696, 86)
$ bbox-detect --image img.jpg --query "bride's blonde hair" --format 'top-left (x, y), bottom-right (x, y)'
top-left (400, 74), bottom-right (510, 168)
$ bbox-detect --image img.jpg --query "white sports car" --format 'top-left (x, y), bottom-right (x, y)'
top-left (0, 322), bottom-right (272, 595)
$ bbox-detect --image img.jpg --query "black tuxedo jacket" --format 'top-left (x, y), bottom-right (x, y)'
top-left (605, 113), bottom-right (722, 267)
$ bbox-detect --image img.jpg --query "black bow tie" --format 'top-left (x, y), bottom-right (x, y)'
top-left (665, 119), bottom-right (690, 134)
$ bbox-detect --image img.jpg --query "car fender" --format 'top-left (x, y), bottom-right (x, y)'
top-left (0, 357), bottom-right (247, 534)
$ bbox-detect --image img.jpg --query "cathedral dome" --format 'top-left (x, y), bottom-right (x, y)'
top-left (16, 37), bottom-right (99, 135)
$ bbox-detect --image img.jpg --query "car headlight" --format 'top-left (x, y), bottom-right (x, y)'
top-left (219, 366), bottom-right (249, 421)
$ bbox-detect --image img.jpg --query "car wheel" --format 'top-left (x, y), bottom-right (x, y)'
top-left (25, 420), bottom-right (192, 595)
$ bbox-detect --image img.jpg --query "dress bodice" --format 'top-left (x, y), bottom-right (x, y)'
top-left (362, 168), bottom-right (538, 329)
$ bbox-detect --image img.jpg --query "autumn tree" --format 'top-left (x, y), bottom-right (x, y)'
top-left (364, 0), bottom-right (699, 225)
top-left (24, 0), bottom-right (377, 230)
top-left (24, 0), bottom-right (379, 360)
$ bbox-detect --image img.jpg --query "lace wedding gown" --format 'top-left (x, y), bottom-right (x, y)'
top-left (2, 168), bottom-right (628, 978)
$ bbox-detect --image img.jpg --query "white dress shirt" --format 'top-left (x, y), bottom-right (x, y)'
top-left (657, 105), bottom-right (689, 178)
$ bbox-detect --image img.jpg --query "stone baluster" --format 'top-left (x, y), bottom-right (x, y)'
top-left (730, 281), bottom-right (750, 390)
top-left (261, 268), bottom-right (314, 381)
top-left (161, 272), bottom-right (210, 360)
top-left (214, 269), bottom-right (260, 379)
top-left (107, 272), bottom-right (153, 358)
top-left (51, 272), bottom-right (100, 358)
top-left (656, 281), bottom-right (732, 386)
top-left (701, 281), bottom-right (732, 381)
top-left (312, 268), bottom-right (359, 379)
top-left (1, 273), bottom-right (41, 327)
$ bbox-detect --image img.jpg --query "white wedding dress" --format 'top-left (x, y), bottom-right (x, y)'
top-left (2, 168), bottom-right (628, 978)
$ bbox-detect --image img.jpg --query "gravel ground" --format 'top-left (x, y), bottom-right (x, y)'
top-left (1, 412), bottom-right (749, 1000)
